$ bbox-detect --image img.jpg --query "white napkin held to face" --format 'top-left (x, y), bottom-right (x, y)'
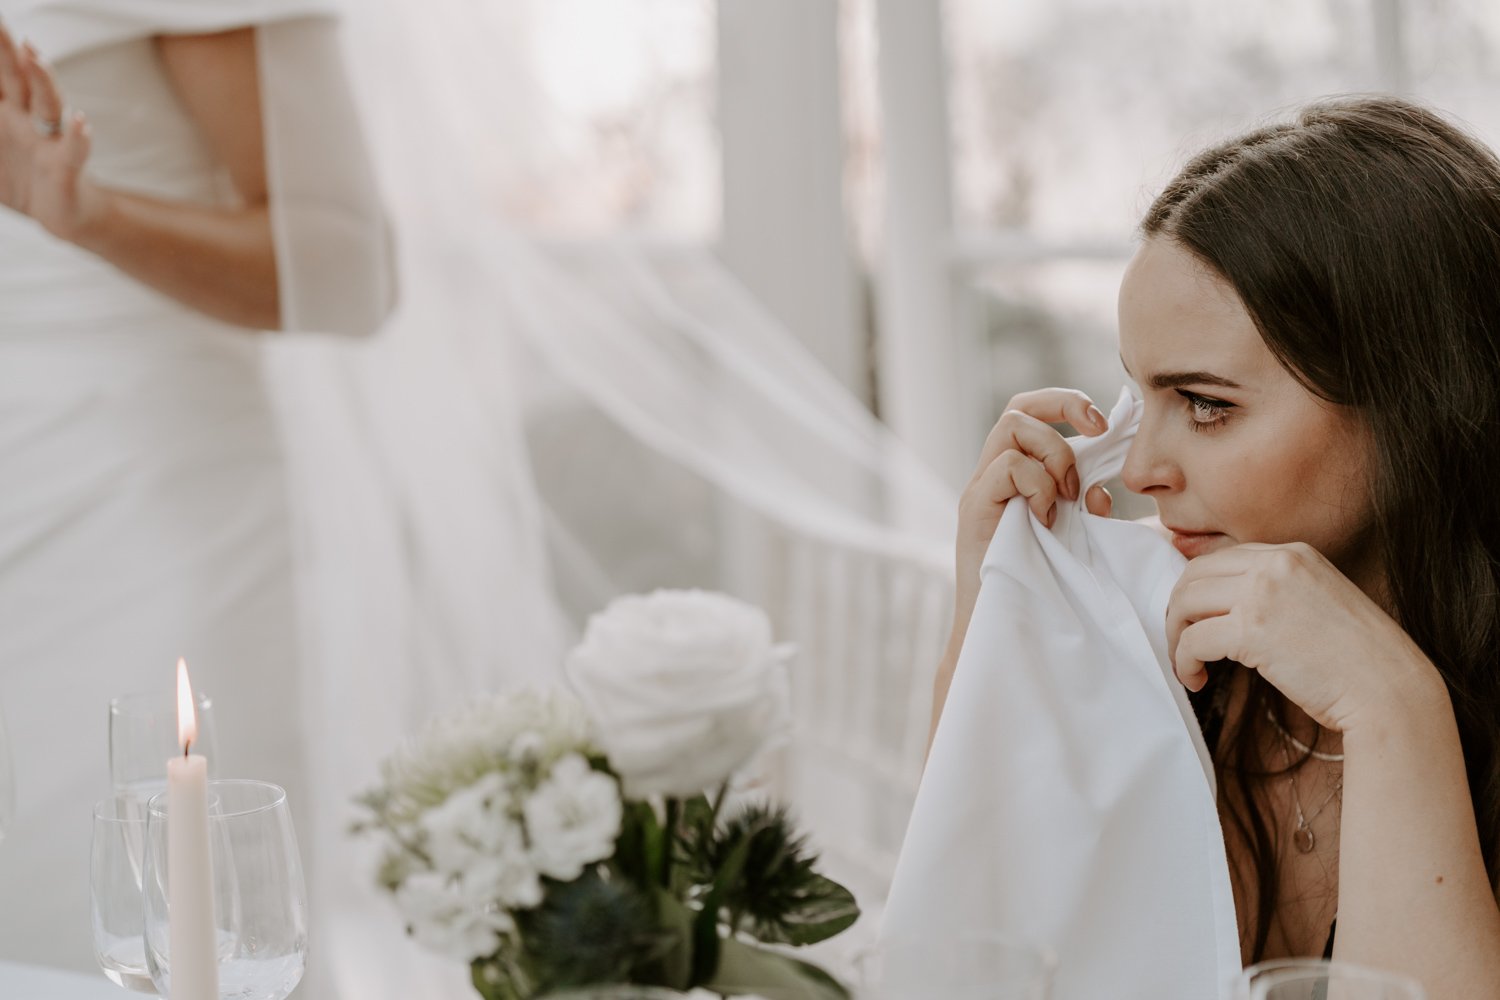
top-left (883, 387), bottom-right (1241, 999)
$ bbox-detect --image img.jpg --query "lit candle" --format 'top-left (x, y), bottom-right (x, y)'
top-left (167, 659), bottom-right (218, 1000)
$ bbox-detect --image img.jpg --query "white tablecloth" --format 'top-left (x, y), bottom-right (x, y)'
top-left (0, 961), bottom-right (128, 1000)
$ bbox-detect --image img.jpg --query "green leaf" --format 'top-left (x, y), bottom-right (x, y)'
top-left (698, 803), bottom-right (860, 947)
top-left (661, 798), bottom-right (680, 886)
top-left (470, 958), bottom-right (530, 1000)
top-left (679, 793), bottom-right (715, 836)
top-left (706, 937), bottom-right (852, 1000)
top-left (642, 810), bottom-right (665, 891)
top-left (516, 868), bottom-right (669, 991)
top-left (614, 801), bottom-right (662, 891)
top-left (754, 874), bottom-right (860, 947)
top-left (651, 889), bottom-right (697, 990)
top-left (673, 794), bottom-right (716, 889)
top-left (691, 825), bottom-right (755, 986)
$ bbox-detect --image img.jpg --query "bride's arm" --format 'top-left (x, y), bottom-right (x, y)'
top-left (75, 29), bottom-right (280, 330)
top-left (4, 27), bottom-right (284, 330)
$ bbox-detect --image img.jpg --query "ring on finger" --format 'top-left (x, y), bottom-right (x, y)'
top-left (33, 114), bottom-right (61, 137)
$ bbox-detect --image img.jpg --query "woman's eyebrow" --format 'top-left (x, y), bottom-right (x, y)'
top-left (1147, 370), bottom-right (1244, 390)
top-left (1119, 355), bottom-right (1243, 390)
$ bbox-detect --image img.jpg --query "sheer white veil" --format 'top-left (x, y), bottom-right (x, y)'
top-left (324, 1), bottom-right (963, 978)
top-left (19, 0), bottom-right (963, 992)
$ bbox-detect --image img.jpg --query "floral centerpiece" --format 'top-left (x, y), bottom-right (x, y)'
top-left (355, 590), bottom-right (859, 999)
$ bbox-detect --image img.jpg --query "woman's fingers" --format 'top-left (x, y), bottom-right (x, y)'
top-left (60, 110), bottom-right (89, 169)
top-left (1084, 484), bottom-right (1111, 517)
top-left (0, 24), bottom-right (27, 108)
top-left (1165, 573), bottom-right (1242, 667)
top-left (972, 450), bottom-right (1058, 528)
top-left (1173, 615), bottom-right (1240, 692)
top-left (1005, 387), bottom-right (1109, 438)
top-left (23, 47), bottom-right (62, 132)
top-left (973, 389), bottom-right (1108, 502)
top-left (1004, 410), bottom-right (1083, 497)
top-left (979, 387), bottom-right (1105, 461)
top-left (975, 411), bottom-right (1090, 500)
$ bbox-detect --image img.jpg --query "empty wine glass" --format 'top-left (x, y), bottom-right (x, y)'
top-left (92, 794), bottom-right (156, 992)
top-left (109, 688), bottom-right (218, 805)
top-left (1233, 959), bottom-right (1426, 1000)
top-left (143, 780), bottom-right (307, 1000)
top-left (855, 931), bottom-right (1055, 999)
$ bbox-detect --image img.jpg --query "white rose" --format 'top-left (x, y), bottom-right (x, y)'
top-left (565, 589), bottom-right (790, 797)
top-left (523, 753), bottom-right (623, 880)
top-left (395, 870), bottom-right (515, 962)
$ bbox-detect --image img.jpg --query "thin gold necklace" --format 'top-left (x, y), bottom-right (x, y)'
top-left (1277, 732), bottom-right (1343, 854)
top-left (1265, 707), bottom-right (1345, 762)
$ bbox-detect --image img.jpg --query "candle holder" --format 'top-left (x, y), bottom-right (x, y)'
top-left (142, 780), bottom-right (307, 1000)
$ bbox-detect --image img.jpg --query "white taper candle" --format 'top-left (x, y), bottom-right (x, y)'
top-left (167, 659), bottom-right (218, 1000)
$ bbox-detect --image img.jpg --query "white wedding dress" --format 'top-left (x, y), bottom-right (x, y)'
top-left (0, 4), bottom-right (566, 993)
top-left (0, 33), bottom-right (307, 971)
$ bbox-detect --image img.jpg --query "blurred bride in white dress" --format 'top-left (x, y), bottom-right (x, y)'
top-left (0, 0), bottom-right (957, 995)
top-left (0, 0), bottom-right (410, 975)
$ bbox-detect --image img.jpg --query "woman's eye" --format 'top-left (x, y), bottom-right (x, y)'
top-left (1178, 390), bottom-right (1233, 431)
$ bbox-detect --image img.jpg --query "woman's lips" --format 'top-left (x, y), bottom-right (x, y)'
top-left (1169, 530), bottom-right (1225, 558)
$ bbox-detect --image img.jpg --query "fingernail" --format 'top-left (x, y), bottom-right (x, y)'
top-left (1087, 405), bottom-right (1107, 429)
top-left (1065, 466), bottom-right (1080, 501)
top-left (1046, 502), bottom-right (1057, 526)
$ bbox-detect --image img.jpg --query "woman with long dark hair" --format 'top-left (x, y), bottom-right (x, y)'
top-left (931, 96), bottom-right (1500, 993)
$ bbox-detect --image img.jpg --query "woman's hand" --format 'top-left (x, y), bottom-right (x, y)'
top-left (930, 388), bottom-right (1113, 753)
top-left (0, 26), bottom-right (99, 240)
top-left (1165, 541), bottom-right (1441, 734)
top-left (956, 388), bottom-right (1113, 609)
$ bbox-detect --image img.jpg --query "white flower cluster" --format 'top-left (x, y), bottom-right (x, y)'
top-left (373, 590), bottom-right (792, 967)
top-left (378, 688), bottom-right (593, 822)
top-left (378, 690), bottom-right (623, 962)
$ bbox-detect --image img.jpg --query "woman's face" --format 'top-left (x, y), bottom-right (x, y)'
top-left (1116, 237), bottom-right (1380, 590)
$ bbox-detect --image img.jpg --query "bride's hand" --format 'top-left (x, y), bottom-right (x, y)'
top-left (956, 388), bottom-right (1112, 606)
top-left (1165, 541), bottom-right (1442, 735)
top-left (0, 26), bottom-right (99, 240)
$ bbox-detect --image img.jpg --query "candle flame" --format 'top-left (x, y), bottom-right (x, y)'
top-left (177, 658), bottom-right (197, 756)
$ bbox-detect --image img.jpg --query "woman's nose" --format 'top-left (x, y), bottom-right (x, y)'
top-left (1120, 423), bottom-right (1182, 496)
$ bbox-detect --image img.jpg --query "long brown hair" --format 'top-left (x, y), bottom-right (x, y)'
top-left (1143, 96), bottom-right (1500, 960)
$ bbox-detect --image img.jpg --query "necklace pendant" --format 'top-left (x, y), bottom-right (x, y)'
top-left (1294, 825), bottom-right (1316, 854)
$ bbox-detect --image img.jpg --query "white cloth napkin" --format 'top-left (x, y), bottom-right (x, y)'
top-left (882, 387), bottom-right (1240, 999)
